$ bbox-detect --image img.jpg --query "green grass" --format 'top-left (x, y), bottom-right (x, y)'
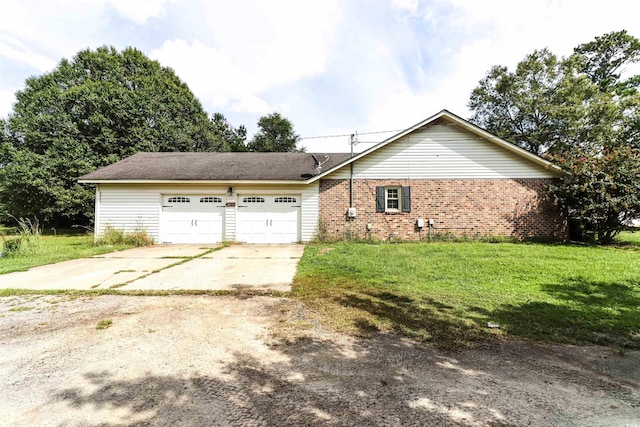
top-left (293, 241), bottom-right (640, 349)
top-left (9, 306), bottom-right (33, 312)
top-left (96, 319), bottom-right (113, 330)
top-left (616, 230), bottom-right (640, 245)
top-left (0, 234), bottom-right (132, 275)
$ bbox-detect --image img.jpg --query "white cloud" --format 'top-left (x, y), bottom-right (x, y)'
top-left (305, 0), bottom-right (640, 152)
top-left (1, 0), bottom-right (639, 148)
top-left (391, 0), bottom-right (419, 15)
top-left (150, 0), bottom-right (343, 114)
top-left (150, 39), bottom-right (272, 114)
top-left (106, 0), bottom-right (180, 25)
top-left (229, 96), bottom-right (271, 115)
top-left (199, 0), bottom-right (342, 85)
top-left (0, 35), bottom-right (57, 72)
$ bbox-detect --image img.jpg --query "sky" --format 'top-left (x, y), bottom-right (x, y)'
top-left (1, 0), bottom-right (639, 153)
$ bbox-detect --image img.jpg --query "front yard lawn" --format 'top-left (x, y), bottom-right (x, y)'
top-left (293, 241), bottom-right (640, 349)
top-left (0, 234), bottom-right (131, 275)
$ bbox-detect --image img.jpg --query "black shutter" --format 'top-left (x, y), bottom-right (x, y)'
top-left (375, 186), bottom-right (385, 212)
top-left (401, 186), bottom-right (411, 212)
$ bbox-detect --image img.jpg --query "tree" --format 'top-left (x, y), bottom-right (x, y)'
top-left (468, 30), bottom-right (640, 243)
top-left (0, 46), bottom-right (227, 226)
top-left (247, 112), bottom-right (305, 152)
top-left (574, 29), bottom-right (640, 92)
top-left (211, 113), bottom-right (248, 152)
top-left (549, 147), bottom-right (640, 244)
top-left (468, 49), bottom-right (567, 156)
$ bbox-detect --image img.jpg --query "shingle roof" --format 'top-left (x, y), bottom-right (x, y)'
top-left (78, 152), bottom-right (352, 182)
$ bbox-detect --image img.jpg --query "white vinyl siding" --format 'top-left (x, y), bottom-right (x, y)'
top-left (326, 123), bottom-right (558, 179)
top-left (96, 187), bottom-right (160, 241)
top-left (225, 203), bottom-right (236, 241)
top-left (300, 182), bottom-right (319, 242)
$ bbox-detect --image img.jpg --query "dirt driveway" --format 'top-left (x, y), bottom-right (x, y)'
top-left (1, 294), bottom-right (638, 426)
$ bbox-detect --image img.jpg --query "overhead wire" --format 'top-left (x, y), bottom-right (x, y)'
top-left (300, 129), bottom-right (404, 140)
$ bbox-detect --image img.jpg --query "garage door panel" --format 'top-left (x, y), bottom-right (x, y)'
top-left (236, 195), bottom-right (299, 244)
top-left (161, 195), bottom-right (224, 244)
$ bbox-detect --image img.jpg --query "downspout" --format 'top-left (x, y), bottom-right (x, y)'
top-left (349, 134), bottom-right (356, 238)
top-left (350, 163), bottom-right (354, 208)
top-left (349, 133), bottom-right (355, 207)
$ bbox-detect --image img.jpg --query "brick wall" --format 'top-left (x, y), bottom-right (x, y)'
top-left (318, 178), bottom-right (568, 240)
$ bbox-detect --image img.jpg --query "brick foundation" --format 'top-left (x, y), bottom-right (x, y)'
top-left (319, 178), bottom-right (568, 240)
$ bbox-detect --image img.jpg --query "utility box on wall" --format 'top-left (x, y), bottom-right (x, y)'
top-left (347, 207), bottom-right (357, 218)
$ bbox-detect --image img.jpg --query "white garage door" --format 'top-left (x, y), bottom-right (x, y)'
top-left (236, 195), bottom-right (300, 243)
top-left (161, 195), bottom-right (225, 244)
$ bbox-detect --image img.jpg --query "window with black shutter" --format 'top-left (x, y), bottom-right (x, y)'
top-left (375, 186), bottom-right (411, 213)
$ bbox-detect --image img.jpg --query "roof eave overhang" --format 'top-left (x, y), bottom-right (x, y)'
top-left (79, 179), bottom-right (311, 185)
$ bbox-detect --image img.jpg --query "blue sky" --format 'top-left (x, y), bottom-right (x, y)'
top-left (1, 0), bottom-right (639, 152)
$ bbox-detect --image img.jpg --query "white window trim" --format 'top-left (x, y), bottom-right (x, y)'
top-left (385, 187), bottom-right (401, 212)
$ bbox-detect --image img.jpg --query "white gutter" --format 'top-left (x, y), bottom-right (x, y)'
top-left (78, 179), bottom-right (311, 185)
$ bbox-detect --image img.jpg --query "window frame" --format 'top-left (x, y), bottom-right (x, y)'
top-left (274, 196), bottom-right (297, 203)
top-left (385, 187), bottom-right (401, 212)
top-left (242, 196), bottom-right (265, 203)
top-left (200, 196), bottom-right (222, 203)
top-left (167, 196), bottom-right (190, 203)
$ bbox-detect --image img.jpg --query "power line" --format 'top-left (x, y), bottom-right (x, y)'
top-left (300, 129), bottom-right (403, 140)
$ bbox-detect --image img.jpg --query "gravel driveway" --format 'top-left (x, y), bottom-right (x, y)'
top-left (1, 294), bottom-right (638, 426)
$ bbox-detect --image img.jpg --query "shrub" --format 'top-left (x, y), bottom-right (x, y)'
top-left (96, 226), bottom-right (154, 247)
top-left (1, 237), bottom-right (23, 256)
top-left (1, 216), bottom-right (42, 257)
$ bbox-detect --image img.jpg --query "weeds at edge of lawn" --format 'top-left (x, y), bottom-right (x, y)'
top-left (0, 288), bottom-right (290, 298)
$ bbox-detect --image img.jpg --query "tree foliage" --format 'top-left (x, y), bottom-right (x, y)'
top-left (549, 147), bottom-right (640, 244)
top-left (247, 112), bottom-right (305, 152)
top-left (211, 113), bottom-right (248, 152)
top-left (469, 49), bottom-right (567, 156)
top-left (468, 30), bottom-right (640, 243)
top-left (574, 29), bottom-right (640, 92)
top-left (0, 46), bottom-right (227, 225)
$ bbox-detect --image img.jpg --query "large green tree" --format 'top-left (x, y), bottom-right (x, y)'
top-left (1, 46), bottom-right (227, 226)
top-left (468, 30), bottom-right (640, 243)
top-left (247, 112), bottom-right (305, 152)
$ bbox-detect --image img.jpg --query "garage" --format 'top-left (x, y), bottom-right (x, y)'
top-left (236, 195), bottom-right (300, 243)
top-left (80, 152), bottom-right (351, 244)
top-left (160, 195), bottom-right (225, 244)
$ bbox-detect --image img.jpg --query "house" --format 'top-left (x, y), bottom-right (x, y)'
top-left (78, 110), bottom-right (568, 243)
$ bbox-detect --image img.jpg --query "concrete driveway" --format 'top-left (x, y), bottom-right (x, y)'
top-left (0, 245), bottom-right (304, 291)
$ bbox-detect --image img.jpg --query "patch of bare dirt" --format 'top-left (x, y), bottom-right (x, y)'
top-left (0, 295), bottom-right (638, 426)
